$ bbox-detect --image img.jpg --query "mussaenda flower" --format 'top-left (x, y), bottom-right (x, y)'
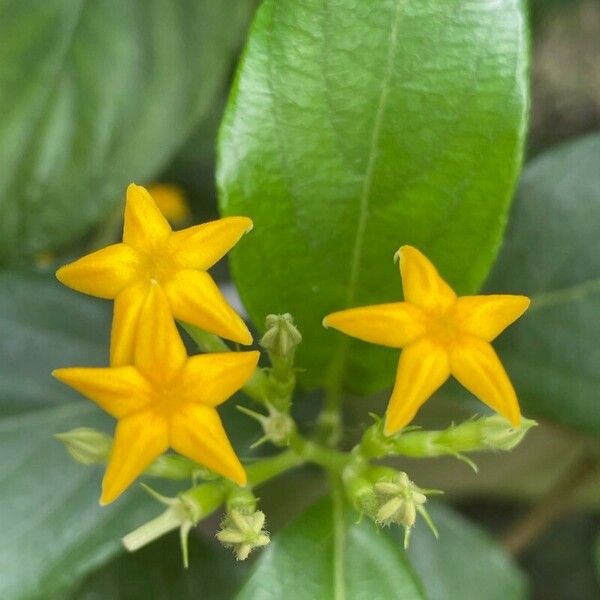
top-left (53, 283), bottom-right (258, 505)
top-left (323, 246), bottom-right (530, 435)
top-left (56, 183), bottom-right (252, 366)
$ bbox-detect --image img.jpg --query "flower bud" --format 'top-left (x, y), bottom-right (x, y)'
top-left (216, 508), bottom-right (270, 561)
top-left (54, 428), bottom-right (111, 465)
top-left (481, 415), bottom-right (537, 450)
top-left (238, 403), bottom-right (296, 448)
top-left (353, 467), bottom-right (439, 548)
top-left (260, 313), bottom-right (302, 363)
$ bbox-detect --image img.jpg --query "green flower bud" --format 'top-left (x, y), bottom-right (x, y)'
top-left (260, 313), bottom-right (302, 362)
top-left (216, 508), bottom-right (270, 561)
top-left (54, 427), bottom-right (111, 465)
top-left (481, 415), bottom-right (537, 450)
top-left (238, 403), bottom-right (296, 448)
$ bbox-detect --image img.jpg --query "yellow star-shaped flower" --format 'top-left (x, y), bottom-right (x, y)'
top-left (56, 184), bottom-right (252, 366)
top-left (53, 283), bottom-right (258, 504)
top-left (323, 246), bottom-right (530, 435)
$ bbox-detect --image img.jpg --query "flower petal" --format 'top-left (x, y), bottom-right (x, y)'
top-left (53, 366), bottom-right (152, 418)
top-left (101, 410), bottom-right (169, 505)
top-left (56, 244), bottom-right (140, 299)
top-left (451, 294), bottom-right (530, 341)
top-left (123, 184), bottom-right (172, 252)
top-left (170, 216), bottom-right (253, 270)
top-left (450, 336), bottom-right (521, 426)
top-left (169, 403), bottom-right (246, 485)
top-left (134, 283), bottom-right (187, 384)
top-left (164, 270), bottom-right (252, 345)
top-left (322, 302), bottom-right (427, 348)
top-left (398, 246), bottom-right (456, 312)
top-left (384, 338), bottom-right (450, 434)
top-left (177, 351), bottom-right (260, 406)
top-left (110, 282), bottom-right (150, 366)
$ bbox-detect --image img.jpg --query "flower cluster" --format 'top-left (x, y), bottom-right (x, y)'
top-left (54, 184), bottom-right (257, 504)
top-left (53, 183), bottom-right (533, 563)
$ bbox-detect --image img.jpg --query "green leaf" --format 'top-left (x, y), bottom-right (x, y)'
top-left (405, 503), bottom-right (527, 600)
top-left (0, 272), bottom-right (256, 599)
top-left (0, 0), bottom-right (255, 263)
top-left (218, 0), bottom-right (529, 393)
top-left (235, 494), bottom-right (425, 600)
top-left (486, 134), bottom-right (600, 434)
top-left (70, 533), bottom-right (245, 600)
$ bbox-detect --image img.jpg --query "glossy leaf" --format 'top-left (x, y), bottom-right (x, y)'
top-left (235, 495), bottom-right (425, 600)
top-left (219, 0), bottom-right (529, 393)
top-left (0, 272), bottom-right (257, 599)
top-left (486, 134), bottom-right (600, 434)
top-left (0, 0), bottom-right (254, 263)
top-left (405, 503), bottom-right (527, 600)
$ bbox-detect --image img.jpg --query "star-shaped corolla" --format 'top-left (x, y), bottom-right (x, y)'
top-left (53, 283), bottom-right (259, 505)
top-left (323, 246), bottom-right (530, 435)
top-left (56, 184), bottom-right (252, 366)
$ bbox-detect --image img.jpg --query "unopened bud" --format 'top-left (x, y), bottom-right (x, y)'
top-left (238, 404), bottom-right (295, 448)
top-left (217, 508), bottom-right (270, 560)
top-left (361, 468), bottom-right (439, 547)
top-left (481, 415), bottom-right (537, 450)
top-left (55, 428), bottom-right (111, 465)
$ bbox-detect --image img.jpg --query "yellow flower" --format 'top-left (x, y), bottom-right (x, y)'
top-left (323, 246), bottom-right (530, 435)
top-left (146, 183), bottom-right (191, 225)
top-left (56, 184), bottom-right (252, 366)
top-left (54, 283), bottom-right (258, 505)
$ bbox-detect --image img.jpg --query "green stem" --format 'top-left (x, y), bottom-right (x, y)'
top-left (246, 449), bottom-right (304, 487)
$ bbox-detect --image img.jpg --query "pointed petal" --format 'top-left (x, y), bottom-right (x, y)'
top-left (110, 282), bottom-right (150, 366)
top-left (384, 338), bottom-right (450, 434)
top-left (170, 216), bottom-right (253, 270)
top-left (398, 246), bottom-right (456, 312)
top-left (322, 302), bottom-right (427, 348)
top-left (450, 336), bottom-right (521, 426)
top-left (169, 404), bottom-right (246, 485)
top-left (123, 184), bottom-right (172, 252)
top-left (134, 283), bottom-right (187, 384)
top-left (177, 351), bottom-right (260, 406)
top-left (56, 244), bottom-right (140, 299)
top-left (451, 295), bottom-right (530, 341)
top-left (165, 270), bottom-right (252, 345)
top-left (101, 410), bottom-right (169, 504)
top-left (53, 366), bottom-right (152, 418)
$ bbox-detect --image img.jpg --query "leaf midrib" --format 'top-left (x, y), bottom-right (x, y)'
top-left (327, 0), bottom-right (404, 392)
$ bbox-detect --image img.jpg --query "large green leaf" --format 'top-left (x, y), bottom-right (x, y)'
top-left (486, 134), bottom-right (600, 434)
top-left (235, 495), bottom-right (425, 600)
top-left (0, 0), bottom-right (255, 263)
top-left (0, 272), bottom-right (257, 599)
top-left (405, 503), bottom-right (527, 600)
top-left (218, 0), bottom-right (529, 393)
top-left (70, 533), bottom-right (245, 600)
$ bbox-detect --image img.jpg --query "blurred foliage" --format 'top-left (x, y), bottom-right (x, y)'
top-left (70, 533), bottom-right (246, 600)
top-left (529, 0), bottom-right (600, 153)
top-left (0, 0), bottom-right (255, 265)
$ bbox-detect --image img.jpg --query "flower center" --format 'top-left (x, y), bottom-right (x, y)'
top-left (140, 247), bottom-right (176, 284)
top-left (427, 314), bottom-right (460, 346)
